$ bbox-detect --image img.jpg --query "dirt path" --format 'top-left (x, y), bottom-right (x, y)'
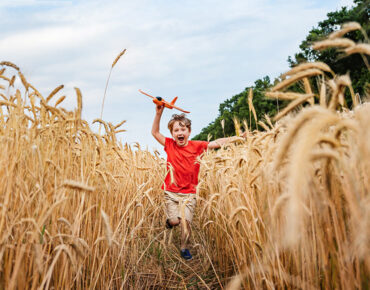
top-left (135, 219), bottom-right (226, 289)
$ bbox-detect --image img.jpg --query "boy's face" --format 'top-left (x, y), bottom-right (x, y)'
top-left (171, 121), bottom-right (191, 147)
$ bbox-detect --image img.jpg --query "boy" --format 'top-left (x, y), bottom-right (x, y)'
top-left (152, 104), bottom-right (244, 260)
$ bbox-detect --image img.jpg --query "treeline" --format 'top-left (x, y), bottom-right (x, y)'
top-left (193, 0), bottom-right (369, 140)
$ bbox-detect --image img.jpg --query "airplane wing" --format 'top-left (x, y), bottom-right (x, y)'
top-left (162, 99), bottom-right (190, 113)
top-left (138, 89), bottom-right (155, 100)
top-left (140, 89), bottom-right (190, 113)
top-left (171, 104), bottom-right (190, 114)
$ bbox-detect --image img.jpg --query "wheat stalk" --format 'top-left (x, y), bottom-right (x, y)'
top-left (46, 85), bottom-right (64, 103)
top-left (281, 62), bottom-right (334, 79)
top-left (0, 61), bottom-right (20, 71)
top-left (100, 49), bottom-right (127, 129)
top-left (62, 180), bottom-right (94, 192)
top-left (55, 95), bottom-right (66, 107)
top-left (271, 69), bottom-right (324, 92)
top-left (312, 38), bottom-right (356, 50)
top-left (112, 48), bottom-right (127, 68)
top-left (247, 88), bottom-right (258, 126)
top-left (100, 209), bottom-right (113, 247)
top-left (328, 22), bottom-right (362, 39)
top-left (273, 94), bottom-right (315, 121)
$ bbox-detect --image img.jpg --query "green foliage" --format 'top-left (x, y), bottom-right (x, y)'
top-left (193, 1), bottom-right (369, 141)
top-left (192, 77), bottom-right (288, 140)
top-left (288, 0), bottom-right (370, 98)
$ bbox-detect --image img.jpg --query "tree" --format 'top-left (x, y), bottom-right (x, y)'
top-left (192, 77), bottom-right (286, 140)
top-left (288, 0), bottom-right (369, 99)
top-left (193, 1), bottom-right (369, 141)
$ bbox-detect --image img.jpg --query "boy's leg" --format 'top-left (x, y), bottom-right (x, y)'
top-left (179, 195), bottom-right (196, 260)
top-left (180, 219), bottom-right (192, 249)
top-left (164, 191), bottom-right (180, 227)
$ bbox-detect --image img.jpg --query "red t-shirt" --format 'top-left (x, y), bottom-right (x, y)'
top-left (163, 138), bottom-right (209, 194)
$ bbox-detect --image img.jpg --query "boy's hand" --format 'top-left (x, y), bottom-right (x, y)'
top-left (156, 105), bottom-right (164, 115)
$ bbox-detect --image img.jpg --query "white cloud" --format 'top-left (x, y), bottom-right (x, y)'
top-left (0, 24), bottom-right (109, 57)
top-left (0, 0), bottom-right (354, 154)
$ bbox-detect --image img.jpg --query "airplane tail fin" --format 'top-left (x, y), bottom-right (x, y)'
top-left (170, 97), bottom-right (178, 105)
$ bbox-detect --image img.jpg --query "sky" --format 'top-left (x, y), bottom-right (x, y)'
top-left (0, 0), bottom-right (354, 154)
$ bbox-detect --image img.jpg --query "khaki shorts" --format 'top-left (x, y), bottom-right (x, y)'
top-left (164, 191), bottom-right (197, 223)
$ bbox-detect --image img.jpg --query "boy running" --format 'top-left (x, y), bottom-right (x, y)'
top-left (152, 104), bottom-right (243, 260)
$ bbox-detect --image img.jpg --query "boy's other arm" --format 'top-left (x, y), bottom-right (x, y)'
top-left (208, 132), bottom-right (246, 149)
top-left (151, 105), bottom-right (166, 146)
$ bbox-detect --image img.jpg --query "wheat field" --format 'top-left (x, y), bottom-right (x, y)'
top-left (0, 23), bottom-right (369, 289)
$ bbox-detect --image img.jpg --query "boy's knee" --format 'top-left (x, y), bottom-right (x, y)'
top-left (168, 218), bottom-right (180, 226)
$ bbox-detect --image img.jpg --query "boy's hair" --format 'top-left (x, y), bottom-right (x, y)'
top-left (168, 114), bottom-right (191, 133)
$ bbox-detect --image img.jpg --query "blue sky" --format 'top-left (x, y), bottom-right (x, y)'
top-left (0, 0), bottom-right (354, 153)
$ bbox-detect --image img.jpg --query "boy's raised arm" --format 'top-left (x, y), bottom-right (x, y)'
top-left (151, 105), bottom-right (166, 146)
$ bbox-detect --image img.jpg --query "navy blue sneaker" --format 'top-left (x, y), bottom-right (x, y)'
top-left (180, 249), bottom-right (193, 260)
top-left (165, 219), bottom-right (173, 229)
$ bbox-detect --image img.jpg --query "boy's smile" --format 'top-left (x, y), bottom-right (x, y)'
top-left (171, 121), bottom-right (190, 147)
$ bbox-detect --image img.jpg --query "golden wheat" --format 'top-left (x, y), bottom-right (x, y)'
top-left (112, 48), bottom-right (127, 68)
top-left (312, 38), bottom-right (356, 50)
top-left (0, 25), bottom-right (368, 288)
top-left (281, 61), bottom-right (334, 79)
top-left (345, 43), bottom-right (370, 55)
top-left (271, 69), bottom-right (324, 92)
top-left (0, 61), bottom-right (20, 71)
top-left (328, 21), bottom-right (362, 39)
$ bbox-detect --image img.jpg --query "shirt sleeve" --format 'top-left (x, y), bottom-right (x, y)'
top-left (202, 141), bottom-right (209, 152)
top-left (196, 140), bottom-right (209, 153)
top-left (164, 137), bottom-right (173, 152)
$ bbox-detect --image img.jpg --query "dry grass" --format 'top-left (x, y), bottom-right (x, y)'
top-left (0, 22), bottom-right (369, 289)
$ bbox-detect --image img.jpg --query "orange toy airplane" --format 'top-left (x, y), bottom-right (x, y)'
top-left (139, 89), bottom-right (190, 113)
